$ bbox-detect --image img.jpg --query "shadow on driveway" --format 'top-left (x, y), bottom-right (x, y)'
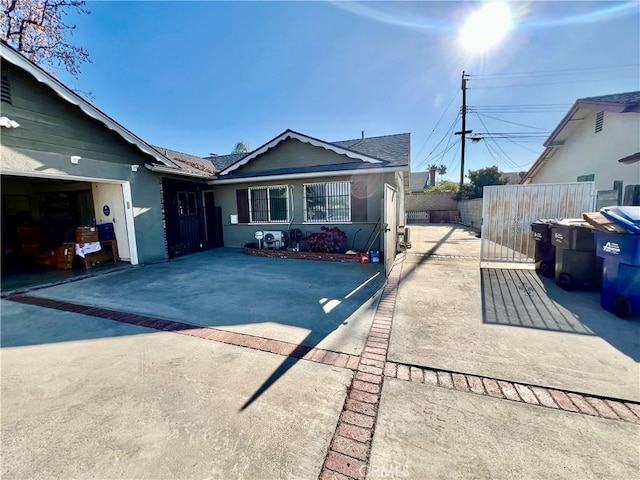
top-left (2, 248), bottom-right (385, 409)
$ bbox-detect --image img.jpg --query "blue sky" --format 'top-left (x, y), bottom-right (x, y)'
top-left (60, 1), bottom-right (639, 180)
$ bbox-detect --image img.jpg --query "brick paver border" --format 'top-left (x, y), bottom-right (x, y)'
top-left (6, 294), bottom-right (360, 371)
top-left (384, 361), bottom-right (640, 425)
top-left (319, 262), bottom-right (404, 480)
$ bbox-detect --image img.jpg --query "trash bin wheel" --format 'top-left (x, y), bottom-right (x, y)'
top-left (540, 261), bottom-right (554, 278)
top-left (558, 273), bottom-right (574, 291)
top-left (613, 296), bottom-right (633, 320)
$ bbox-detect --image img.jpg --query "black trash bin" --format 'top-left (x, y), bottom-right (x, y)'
top-left (551, 221), bottom-right (603, 291)
top-left (531, 220), bottom-right (556, 278)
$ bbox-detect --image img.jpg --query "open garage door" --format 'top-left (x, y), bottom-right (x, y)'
top-left (1, 174), bottom-right (137, 290)
top-left (481, 182), bottom-right (596, 263)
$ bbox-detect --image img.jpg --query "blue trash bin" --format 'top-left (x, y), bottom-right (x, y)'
top-left (594, 231), bottom-right (640, 319)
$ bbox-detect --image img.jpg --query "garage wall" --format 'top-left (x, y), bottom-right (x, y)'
top-left (213, 172), bottom-right (397, 252)
top-left (0, 62), bottom-right (167, 264)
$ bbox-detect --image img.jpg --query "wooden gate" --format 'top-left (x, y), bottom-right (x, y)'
top-left (481, 182), bottom-right (595, 263)
top-left (383, 183), bottom-right (398, 275)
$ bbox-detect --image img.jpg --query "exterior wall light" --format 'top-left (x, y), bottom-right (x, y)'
top-left (70, 156), bottom-right (81, 165)
top-left (0, 116), bottom-right (20, 128)
top-left (131, 165), bottom-right (139, 172)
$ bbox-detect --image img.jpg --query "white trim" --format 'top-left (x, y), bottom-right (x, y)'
top-left (1, 44), bottom-right (177, 168)
top-left (0, 168), bottom-right (129, 184)
top-left (121, 182), bottom-right (139, 265)
top-left (208, 166), bottom-right (407, 185)
top-left (219, 130), bottom-right (383, 175)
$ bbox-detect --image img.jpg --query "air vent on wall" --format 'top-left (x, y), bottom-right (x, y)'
top-left (595, 111), bottom-right (604, 133)
top-left (1, 75), bottom-right (11, 103)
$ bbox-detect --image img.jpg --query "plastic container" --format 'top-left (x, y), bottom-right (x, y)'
top-left (595, 231), bottom-right (640, 318)
top-left (97, 223), bottom-right (115, 241)
top-left (370, 251), bottom-right (380, 263)
top-left (531, 220), bottom-right (556, 278)
top-left (359, 252), bottom-right (370, 264)
top-left (551, 221), bottom-right (602, 291)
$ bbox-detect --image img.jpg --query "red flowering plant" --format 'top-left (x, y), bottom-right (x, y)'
top-left (302, 226), bottom-right (347, 253)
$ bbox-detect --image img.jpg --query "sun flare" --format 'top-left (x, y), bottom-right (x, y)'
top-left (460, 1), bottom-right (513, 53)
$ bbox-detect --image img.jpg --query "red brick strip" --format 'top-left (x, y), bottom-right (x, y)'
top-left (6, 294), bottom-right (358, 371)
top-left (320, 259), bottom-right (404, 480)
top-left (383, 361), bottom-right (640, 425)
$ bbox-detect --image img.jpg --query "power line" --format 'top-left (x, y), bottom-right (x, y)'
top-left (413, 89), bottom-right (460, 160)
top-left (476, 112), bottom-right (551, 132)
top-left (474, 112), bottom-right (521, 170)
top-left (414, 112), bottom-right (461, 171)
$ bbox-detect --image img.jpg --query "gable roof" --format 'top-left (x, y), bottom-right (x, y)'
top-left (0, 42), bottom-right (181, 170)
top-left (521, 90), bottom-right (640, 184)
top-left (213, 130), bottom-right (409, 184)
top-left (218, 130), bottom-right (403, 175)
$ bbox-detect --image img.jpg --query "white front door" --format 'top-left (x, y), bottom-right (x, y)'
top-left (92, 182), bottom-right (131, 261)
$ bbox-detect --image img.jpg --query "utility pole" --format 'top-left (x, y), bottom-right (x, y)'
top-left (455, 71), bottom-right (472, 192)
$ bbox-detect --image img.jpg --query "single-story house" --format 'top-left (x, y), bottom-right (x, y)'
top-left (520, 91), bottom-right (640, 205)
top-left (207, 130), bottom-right (410, 253)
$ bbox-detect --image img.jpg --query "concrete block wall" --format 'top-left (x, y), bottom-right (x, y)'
top-left (458, 198), bottom-right (483, 230)
top-left (405, 192), bottom-right (458, 212)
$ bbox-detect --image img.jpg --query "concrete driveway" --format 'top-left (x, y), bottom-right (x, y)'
top-left (3, 235), bottom-right (639, 479)
top-left (389, 225), bottom-right (640, 401)
top-left (7, 248), bottom-right (385, 355)
top-left (2, 250), bottom-right (383, 479)
top-left (1, 301), bottom-right (351, 479)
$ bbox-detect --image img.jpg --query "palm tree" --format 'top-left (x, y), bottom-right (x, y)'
top-left (437, 164), bottom-right (447, 184)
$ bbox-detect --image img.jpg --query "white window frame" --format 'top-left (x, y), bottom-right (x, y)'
top-left (303, 181), bottom-right (352, 223)
top-left (248, 185), bottom-right (289, 224)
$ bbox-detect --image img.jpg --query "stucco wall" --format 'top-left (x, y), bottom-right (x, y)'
top-left (458, 198), bottom-right (483, 230)
top-left (531, 110), bottom-right (640, 192)
top-left (405, 192), bottom-right (458, 211)
top-left (213, 172), bottom-right (398, 252)
top-left (0, 61), bottom-right (167, 264)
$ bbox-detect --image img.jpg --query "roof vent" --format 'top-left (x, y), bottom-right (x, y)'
top-left (595, 111), bottom-right (604, 133)
top-left (1, 75), bottom-right (11, 103)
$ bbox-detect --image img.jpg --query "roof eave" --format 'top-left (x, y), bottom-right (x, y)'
top-left (1, 43), bottom-right (179, 169)
top-left (208, 165), bottom-right (407, 185)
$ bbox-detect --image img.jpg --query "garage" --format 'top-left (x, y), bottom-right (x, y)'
top-left (1, 174), bottom-right (137, 282)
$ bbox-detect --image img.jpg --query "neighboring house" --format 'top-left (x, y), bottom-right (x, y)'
top-left (0, 42), bottom-right (205, 275)
top-left (521, 91), bottom-right (640, 205)
top-left (208, 130), bottom-right (410, 252)
top-left (501, 171), bottom-right (526, 185)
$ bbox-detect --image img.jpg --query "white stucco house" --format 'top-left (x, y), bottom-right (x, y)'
top-left (521, 91), bottom-right (640, 205)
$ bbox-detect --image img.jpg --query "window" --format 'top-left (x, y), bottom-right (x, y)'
top-left (595, 111), bottom-right (604, 133)
top-left (577, 174), bottom-right (595, 182)
top-left (248, 185), bottom-right (289, 223)
top-left (177, 191), bottom-right (197, 215)
top-left (304, 181), bottom-right (351, 222)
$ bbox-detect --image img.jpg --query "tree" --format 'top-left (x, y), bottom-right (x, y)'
top-left (427, 181), bottom-right (459, 194)
top-left (459, 166), bottom-right (508, 199)
top-left (437, 164), bottom-right (447, 184)
top-left (231, 141), bottom-right (251, 154)
top-left (1, 0), bottom-right (91, 78)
